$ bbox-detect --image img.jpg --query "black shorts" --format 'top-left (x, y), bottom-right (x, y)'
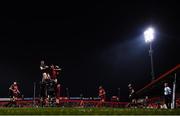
top-left (164, 95), bottom-right (172, 102)
top-left (129, 93), bottom-right (137, 100)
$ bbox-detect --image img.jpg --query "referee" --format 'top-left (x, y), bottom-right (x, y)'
top-left (164, 82), bottom-right (172, 109)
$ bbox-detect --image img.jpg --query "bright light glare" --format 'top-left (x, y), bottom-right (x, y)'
top-left (144, 27), bottom-right (155, 43)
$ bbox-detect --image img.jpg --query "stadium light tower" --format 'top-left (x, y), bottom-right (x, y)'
top-left (144, 27), bottom-right (155, 80)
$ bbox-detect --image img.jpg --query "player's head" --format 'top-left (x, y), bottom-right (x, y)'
top-left (13, 82), bottom-right (17, 85)
top-left (164, 82), bottom-right (168, 87)
top-left (128, 84), bottom-right (132, 88)
top-left (99, 86), bottom-right (102, 89)
top-left (50, 64), bottom-right (55, 68)
top-left (41, 60), bottom-right (45, 65)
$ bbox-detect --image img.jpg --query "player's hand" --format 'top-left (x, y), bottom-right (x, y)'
top-left (55, 65), bottom-right (59, 68)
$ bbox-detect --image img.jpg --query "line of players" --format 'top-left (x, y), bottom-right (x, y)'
top-left (7, 81), bottom-right (172, 108)
top-left (7, 61), bottom-right (172, 108)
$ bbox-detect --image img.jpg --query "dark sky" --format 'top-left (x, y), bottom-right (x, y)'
top-left (1, 1), bottom-right (180, 101)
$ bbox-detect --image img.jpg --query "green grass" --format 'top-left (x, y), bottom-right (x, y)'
top-left (0, 107), bottom-right (179, 115)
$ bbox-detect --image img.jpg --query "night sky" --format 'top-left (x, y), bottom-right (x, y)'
top-left (1, 1), bottom-right (180, 101)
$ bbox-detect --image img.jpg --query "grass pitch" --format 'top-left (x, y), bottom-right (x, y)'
top-left (0, 107), bottom-right (179, 115)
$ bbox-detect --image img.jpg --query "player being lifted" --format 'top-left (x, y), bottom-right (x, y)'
top-left (40, 60), bottom-right (50, 82)
top-left (49, 64), bottom-right (61, 83)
